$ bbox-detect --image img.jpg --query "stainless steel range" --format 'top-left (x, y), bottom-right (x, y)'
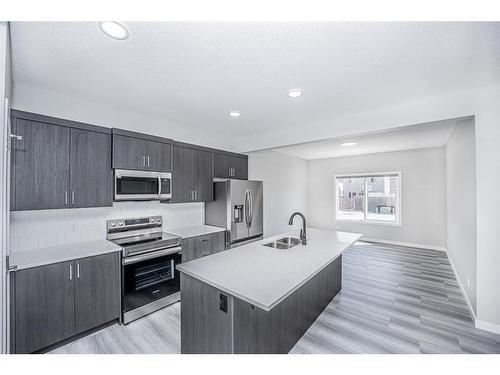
top-left (107, 216), bottom-right (182, 324)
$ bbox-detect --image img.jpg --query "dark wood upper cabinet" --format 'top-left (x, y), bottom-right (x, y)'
top-left (74, 253), bottom-right (121, 334)
top-left (112, 129), bottom-right (172, 172)
top-left (146, 139), bottom-right (172, 172)
top-left (12, 260), bottom-right (76, 354)
top-left (112, 134), bottom-right (147, 171)
top-left (171, 144), bottom-right (212, 203)
top-left (10, 111), bottom-right (249, 210)
top-left (10, 111), bottom-right (113, 211)
top-left (69, 129), bottom-right (112, 208)
top-left (10, 118), bottom-right (71, 210)
top-left (213, 153), bottom-right (248, 180)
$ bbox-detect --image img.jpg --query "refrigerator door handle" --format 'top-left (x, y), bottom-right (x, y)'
top-left (248, 189), bottom-right (253, 226)
top-left (244, 189), bottom-right (251, 228)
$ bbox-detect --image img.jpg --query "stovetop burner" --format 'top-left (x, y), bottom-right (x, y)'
top-left (106, 216), bottom-right (181, 258)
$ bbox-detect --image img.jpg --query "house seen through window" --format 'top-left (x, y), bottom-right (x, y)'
top-left (335, 172), bottom-right (401, 224)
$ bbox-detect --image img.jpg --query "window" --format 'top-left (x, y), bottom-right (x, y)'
top-left (335, 172), bottom-right (401, 225)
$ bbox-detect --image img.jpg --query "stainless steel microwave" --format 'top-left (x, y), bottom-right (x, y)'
top-left (114, 169), bottom-right (172, 201)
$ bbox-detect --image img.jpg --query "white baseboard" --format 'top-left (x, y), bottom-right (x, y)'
top-left (361, 237), bottom-right (447, 252)
top-left (475, 320), bottom-right (500, 335)
top-left (446, 249), bottom-right (477, 323)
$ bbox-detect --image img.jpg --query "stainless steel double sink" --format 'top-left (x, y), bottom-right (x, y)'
top-left (263, 236), bottom-right (302, 250)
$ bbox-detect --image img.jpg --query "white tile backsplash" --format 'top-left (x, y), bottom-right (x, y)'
top-left (10, 201), bottom-right (204, 252)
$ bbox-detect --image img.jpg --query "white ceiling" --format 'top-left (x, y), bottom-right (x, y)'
top-left (9, 22), bottom-right (500, 151)
top-left (272, 117), bottom-right (465, 160)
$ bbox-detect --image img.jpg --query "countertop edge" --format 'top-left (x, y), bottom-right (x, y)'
top-left (165, 225), bottom-right (226, 239)
top-left (177, 232), bottom-right (363, 311)
top-left (10, 242), bottom-right (123, 271)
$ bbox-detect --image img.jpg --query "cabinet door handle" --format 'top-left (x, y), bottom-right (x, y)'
top-left (142, 155), bottom-right (146, 167)
top-left (65, 191), bottom-right (68, 206)
top-left (69, 264), bottom-right (73, 280)
top-left (71, 191), bottom-right (75, 205)
top-left (77, 262), bottom-right (80, 279)
top-left (194, 191), bottom-right (197, 200)
top-left (147, 156), bottom-right (150, 168)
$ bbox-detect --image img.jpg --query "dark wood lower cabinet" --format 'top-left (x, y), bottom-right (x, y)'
top-left (180, 255), bottom-right (342, 354)
top-left (11, 261), bottom-right (75, 354)
top-left (181, 231), bottom-right (226, 263)
top-left (10, 252), bottom-right (121, 354)
top-left (74, 253), bottom-right (121, 334)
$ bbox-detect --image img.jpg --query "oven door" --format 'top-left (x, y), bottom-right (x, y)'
top-left (122, 249), bottom-right (181, 314)
top-left (114, 169), bottom-right (161, 201)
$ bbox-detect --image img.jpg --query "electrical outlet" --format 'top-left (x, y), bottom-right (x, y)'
top-left (219, 293), bottom-right (228, 313)
top-left (71, 223), bottom-right (79, 232)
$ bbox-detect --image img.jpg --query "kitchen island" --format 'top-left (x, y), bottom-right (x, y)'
top-left (176, 227), bottom-right (362, 354)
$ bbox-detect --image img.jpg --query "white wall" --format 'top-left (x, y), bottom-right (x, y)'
top-left (307, 147), bottom-right (447, 249)
top-left (10, 201), bottom-right (204, 252)
top-left (474, 89), bottom-right (500, 333)
top-left (446, 118), bottom-right (477, 316)
top-left (248, 150), bottom-right (308, 237)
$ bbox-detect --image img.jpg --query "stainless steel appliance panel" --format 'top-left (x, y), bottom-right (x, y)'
top-left (206, 179), bottom-right (263, 247)
top-left (229, 179), bottom-right (254, 243)
top-left (114, 169), bottom-right (172, 201)
top-left (107, 215), bottom-right (181, 324)
top-left (244, 180), bottom-right (263, 239)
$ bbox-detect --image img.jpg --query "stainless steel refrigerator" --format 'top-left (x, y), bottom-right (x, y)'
top-left (205, 179), bottom-right (263, 248)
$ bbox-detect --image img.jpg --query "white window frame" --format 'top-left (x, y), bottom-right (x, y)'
top-left (334, 171), bottom-right (402, 227)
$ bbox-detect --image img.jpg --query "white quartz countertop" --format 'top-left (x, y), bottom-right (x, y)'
top-left (9, 240), bottom-right (123, 271)
top-left (177, 227), bottom-right (362, 311)
top-left (165, 225), bottom-right (225, 239)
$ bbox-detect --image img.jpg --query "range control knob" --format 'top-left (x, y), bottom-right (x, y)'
top-left (118, 221), bottom-right (124, 226)
top-left (150, 217), bottom-right (155, 223)
top-left (110, 222), bottom-right (116, 227)
top-left (156, 217), bottom-right (161, 222)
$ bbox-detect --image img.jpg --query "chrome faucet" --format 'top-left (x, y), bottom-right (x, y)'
top-left (288, 212), bottom-right (307, 245)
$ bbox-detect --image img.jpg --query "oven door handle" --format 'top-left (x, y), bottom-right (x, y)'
top-left (122, 246), bottom-right (182, 265)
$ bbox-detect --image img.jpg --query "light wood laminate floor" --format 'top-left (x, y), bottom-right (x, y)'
top-left (50, 242), bottom-right (500, 354)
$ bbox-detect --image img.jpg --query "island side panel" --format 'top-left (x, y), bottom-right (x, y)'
top-left (180, 273), bottom-right (234, 354)
top-left (232, 255), bottom-right (342, 354)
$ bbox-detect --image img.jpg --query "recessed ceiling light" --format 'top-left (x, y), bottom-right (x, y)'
top-left (99, 22), bottom-right (129, 40)
top-left (341, 142), bottom-right (358, 147)
top-left (229, 111), bottom-right (241, 118)
top-left (287, 89), bottom-right (303, 98)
